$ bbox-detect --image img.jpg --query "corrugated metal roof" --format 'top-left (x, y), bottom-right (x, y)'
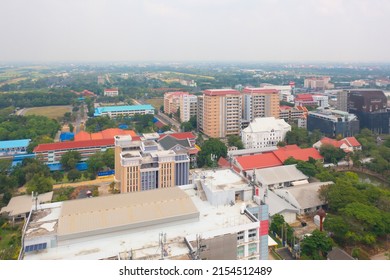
top-left (94, 105), bottom-right (155, 115)
top-left (0, 192), bottom-right (53, 216)
top-left (0, 139), bottom-right (31, 149)
top-left (255, 165), bottom-right (308, 186)
top-left (57, 187), bottom-right (199, 238)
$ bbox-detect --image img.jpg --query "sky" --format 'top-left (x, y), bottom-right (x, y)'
top-left (1, 0), bottom-right (390, 63)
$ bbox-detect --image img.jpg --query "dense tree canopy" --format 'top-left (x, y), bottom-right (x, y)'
top-left (60, 151), bottom-right (81, 171)
top-left (197, 138), bottom-right (227, 168)
top-left (300, 230), bottom-right (333, 260)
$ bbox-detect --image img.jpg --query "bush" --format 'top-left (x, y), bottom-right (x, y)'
top-left (351, 247), bottom-right (370, 260)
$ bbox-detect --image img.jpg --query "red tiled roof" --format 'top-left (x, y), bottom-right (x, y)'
top-left (170, 132), bottom-right (196, 140)
top-left (320, 137), bottom-right (344, 148)
top-left (203, 89), bottom-right (241, 96)
top-left (104, 88), bottom-right (118, 91)
top-left (218, 157), bottom-right (230, 168)
top-left (280, 105), bottom-right (293, 110)
top-left (296, 94), bottom-right (314, 101)
top-left (344, 137), bottom-right (361, 147)
top-left (273, 147), bottom-right (323, 162)
top-left (74, 129), bottom-right (137, 141)
top-left (242, 88), bottom-right (278, 94)
top-left (236, 153), bottom-right (282, 171)
top-left (278, 144), bottom-right (300, 151)
top-left (34, 138), bottom-right (115, 153)
top-left (74, 131), bottom-right (91, 141)
top-left (155, 121), bottom-right (165, 129)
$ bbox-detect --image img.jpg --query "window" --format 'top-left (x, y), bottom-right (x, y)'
top-left (237, 245), bottom-right (245, 258)
top-left (25, 243), bottom-right (47, 252)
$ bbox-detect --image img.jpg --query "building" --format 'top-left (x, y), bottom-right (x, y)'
top-left (74, 128), bottom-right (138, 141)
top-left (273, 182), bottom-right (333, 214)
top-left (0, 139), bottom-right (31, 157)
top-left (94, 104), bottom-right (155, 118)
top-left (347, 89), bottom-right (390, 134)
top-left (279, 106), bottom-right (308, 124)
top-left (233, 145), bottom-right (323, 177)
top-left (197, 95), bottom-right (204, 132)
top-left (259, 84), bottom-right (294, 102)
top-left (200, 89), bottom-right (242, 138)
top-left (158, 132), bottom-right (198, 167)
top-left (0, 191), bottom-right (53, 223)
top-left (336, 90), bottom-right (348, 112)
top-left (104, 88), bottom-right (119, 97)
top-left (114, 135), bottom-right (190, 193)
top-left (241, 117), bottom-right (291, 149)
top-left (163, 92), bottom-right (184, 115)
top-left (294, 94), bottom-right (319, 107)
top-left (312, 94), bottom-right (329, 108)
top-left (242, 87), bottom-right (279, 121)
top-left (254, 165), bottom-right (308, 190)
top-left (304, 76), bottom-right (333, 90)
top-left (20, 183), bottom-right (268, 260)
top-left (34, 138), bottom-right (114, 164)
top-left (180, 93), bottom-right (198, 122)
top-left (307, 109), bottom-right (359, 138)
top-left (313, 136), bottom-right (362, 153)
top-left (350, 80), bottom-right (369, 88)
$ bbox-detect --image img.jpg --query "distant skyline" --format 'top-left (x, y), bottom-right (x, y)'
top-left (1, 0), bottom-right (390, 63)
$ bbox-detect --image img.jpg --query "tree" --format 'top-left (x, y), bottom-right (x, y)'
top-left (319, 144), bottom-right (346, 164)
top-left (60, 151), bottom-right (81, 171)
top-left (270, 214), bottom-right (285, 235)
top-left (300, 230), bottom-right (333, 260)
top-left (52, 171), bottom-right (64, 182)
top-left (68, 123), bottom-right (74, 133)
top-left (67, 169), bottom-right (81, 182)
top-left (102, 149), bottom-right (115, 169)
top-left (296, 160), bottom-right (318, 177)
top-left (227, 135), bottom-right (244, 150)
top-left (197, 138), bottom-right (227, 168)
top-left (26, 174), bottom-right (53, 194)
top-left (87, 152), bottom-right (105, 174)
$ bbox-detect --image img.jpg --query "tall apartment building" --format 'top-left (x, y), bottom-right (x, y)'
top-left (200, 89), bottom-right (242, 138)
top-left (197, 95), bottom-right (204, 132)
top-left (336, 91), bottom-right (348, 112)
top-left (347, 89), bottom-right (390, 134)
top-left (163, 92), bottom-right (184, 115)
top-left (180, 94), bottom-right (198, 122)
top-left (242, 88), bottom-right (280, 121)
top-left (114, 135), bottom-right (189, 193)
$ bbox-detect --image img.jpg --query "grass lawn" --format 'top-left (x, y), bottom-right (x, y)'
top-left (145, 98), bottom-right (164, 110)
top-left (24, 105), bottom-right (72, 119)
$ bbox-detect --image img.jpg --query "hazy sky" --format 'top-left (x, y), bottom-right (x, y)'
top-left (1, 0), bottom-right (390, 62)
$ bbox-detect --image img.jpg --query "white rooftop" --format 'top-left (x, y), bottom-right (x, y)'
top-left (242, 117), bottom-right (291, 133)
top-left (192, 169), bottom-right (249, 192)
top-left (23, 187), bottom-right (257, 260)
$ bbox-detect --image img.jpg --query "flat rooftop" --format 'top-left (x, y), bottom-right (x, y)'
top-left (23, 187), bottom-right (256, 260)
top-left (192, 169), bottom-right (249, 192)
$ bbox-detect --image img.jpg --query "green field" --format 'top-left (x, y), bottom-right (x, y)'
top-left (24, 106), bottom-right (72, 119)
top-left (145, 98), bottom-right (164, 110)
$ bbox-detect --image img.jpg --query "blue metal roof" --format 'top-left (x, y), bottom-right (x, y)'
top-left (0, 139), bottom-right (31, 149)
top-left (94, 104), bottom-right (155, 116)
